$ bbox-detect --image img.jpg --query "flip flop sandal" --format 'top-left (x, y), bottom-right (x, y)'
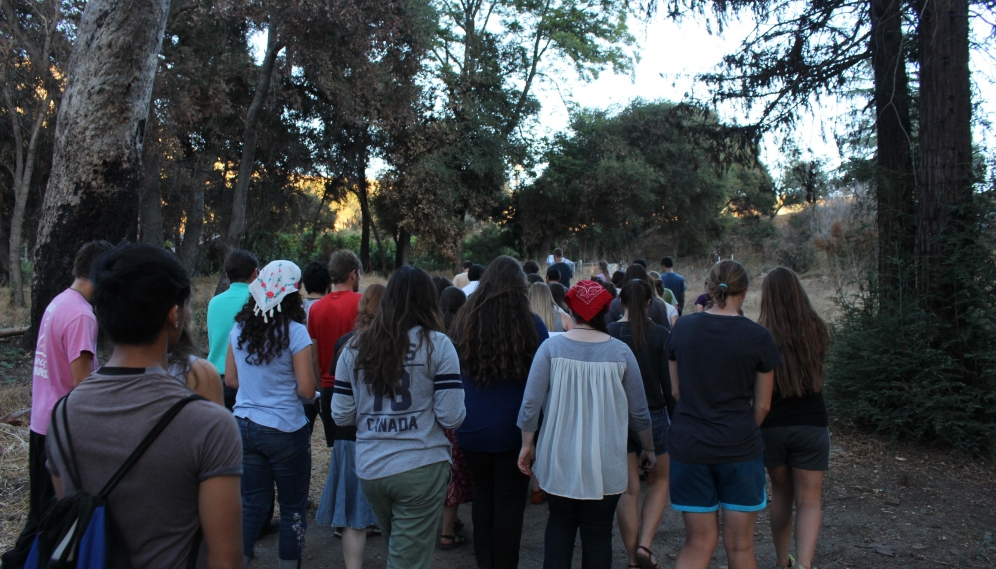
top-left (438, 534), bottom-right (467, 550)
top-left (636, 546), bottom-right (660, 569)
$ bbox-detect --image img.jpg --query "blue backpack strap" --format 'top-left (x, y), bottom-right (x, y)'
top-left (98, 394), bottom-right (206, 498)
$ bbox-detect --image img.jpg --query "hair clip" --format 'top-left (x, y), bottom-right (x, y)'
top-left (719, 283), bottom-right (728, 288)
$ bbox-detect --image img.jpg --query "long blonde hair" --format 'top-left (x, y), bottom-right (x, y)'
top-left (758, 267), bottom-right (829, 397)
top-left (528, 283), bottom-right (557, 332)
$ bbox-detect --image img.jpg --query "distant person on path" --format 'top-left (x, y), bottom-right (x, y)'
top-left (3, 240), bottom-right (112, 568)
top-left (667, 260), bottom-right (781, 569)
top-left (527, 273), bottom-right (545, 285)
top-left (452, 257), bottom-right (549, 569)
top-left (208, 249), bottom-right (259, 410)
top-left (453, 260), bottom-right (473, 289)
top-left (440, 286), bottom-right (467, 333)
top-left (529, 282), bottom-right (573, 333)
top-left (591, 260), bottom-right (610, 282)
top-left (758, 268), bottom-right (830, 569)
top-left (633, 258), bottom-right (648, 269)
top-left (694, 281), bottom-right (710, 312)
top-left (550, 248), bottom-right (574, 287)
top-left (461, 264), bottom-right (485, 296)
top-left (317, 284), bottom-right (386, 569)
top-left (518, 280), bottom-right (655, 569)
top-left (332, 265), bottom-right (466, 569)
top-left (648, 271), bottom-right (679, 309)
top-left (660, 257), bottom-right (687, 315)
top-left (607, 265), bottom-right (676, 330)
top-left (302, 261), bottom-right (332, 321)
top-left (433, 276), bottom-right (454, 299)
top-left (609, 279), bottom-right (672, 569)
top-left (522, 260), bottom-right (540, 277)
top-left (545, 266), bottom-right (561, 286)
top-left (225, 260), bottom-right (315, 568)
top-left (47, 243), bottom-right (243, 568)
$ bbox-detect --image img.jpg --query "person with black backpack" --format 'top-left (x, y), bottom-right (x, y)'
top-left (41, 243), bottom-right (244, 569)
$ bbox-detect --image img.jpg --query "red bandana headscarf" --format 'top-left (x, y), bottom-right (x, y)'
top-left (564, 280), bottom-right (614, 322)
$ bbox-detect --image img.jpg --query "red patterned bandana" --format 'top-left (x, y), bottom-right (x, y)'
top-left (564, 280), bottom-right (614, 323)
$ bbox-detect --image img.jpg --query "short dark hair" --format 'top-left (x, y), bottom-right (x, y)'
top-left (522, 260), bottom-right (540, 275)
top-left (329, 250), bottom-right (362, 284)
top-left (553, 248), bottom-right (564, 257)
top-left (462, 260), bottom-right (473, 270)
top-left (92, 243), bottom-right (191, 345)
top-left (526, 273), bottom-right (544, 285)
top-left (302, 261), bottom-right (331, 294)
top-left (468, 264), bottom-right (485, 282)
top-left (661, 256), bottom-right (674, 268)
top-left (633, 258), bottom-right (648, 268)
top-left (546, 267), bottom-right (561, 282)
top-left (73, 240), bottom-right (114, 279)
top-left (225, 249), bottom-right (259, 282)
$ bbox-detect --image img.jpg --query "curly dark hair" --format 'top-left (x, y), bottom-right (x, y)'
top-left (452, 256), bottom-right (538, 387)
top-left (352, 265), bottom-right (444, 397)
top-left (234, 291), bottom-right (306, 365)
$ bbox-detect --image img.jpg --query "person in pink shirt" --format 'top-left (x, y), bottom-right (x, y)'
top-left (2, 239), bottom-right (112, 568)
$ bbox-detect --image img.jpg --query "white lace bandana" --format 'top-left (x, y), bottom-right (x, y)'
top-left (249, 260), bottom-right (302, 322)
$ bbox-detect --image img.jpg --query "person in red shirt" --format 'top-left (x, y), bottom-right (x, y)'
top-left (308, 250), bottom-right (363, 414)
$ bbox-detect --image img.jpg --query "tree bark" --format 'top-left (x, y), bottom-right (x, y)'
top-left (916, 0), bottom-right (972, 320)
top-left (224, 27), bottom-right (282, 252)
top-left (25, 0), bottom-right (172, 348)
top-left (139, 153), bottom-right (164, 246)
top-left (216, 26), bottom-right (282, 296)
top-left (870, 0), bottom-right (916, 297)
top-left (358, 177), bottom-right (372, 271)
top-left (396, 227), bottom-right (411, 268)
top-left (177, 157), bottom-right (207, 272)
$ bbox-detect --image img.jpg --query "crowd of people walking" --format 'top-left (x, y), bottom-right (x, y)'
top-left (4, 241), bottom-right (831, 569)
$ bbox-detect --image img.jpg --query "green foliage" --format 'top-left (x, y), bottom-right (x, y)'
top-left (463, 225), bottom-right (516, 265)
top-left (828, 196), bottom-right (996, 456)
top-left (509, 100), bottom-right (771, 256)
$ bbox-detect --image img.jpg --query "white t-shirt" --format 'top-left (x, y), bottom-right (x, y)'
top-left (461, 281), bottom-right (480, 296)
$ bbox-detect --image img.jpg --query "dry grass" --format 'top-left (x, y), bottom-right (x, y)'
top-left (0, 376), bottom-right (32, 552)
top-left (0, 288), bottom-right (31, 329)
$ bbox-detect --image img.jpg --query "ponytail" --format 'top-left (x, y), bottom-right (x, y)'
top-left (708, 260), bottom-right (749, 309)
top-left (620, 279), bottom-right (653, 350)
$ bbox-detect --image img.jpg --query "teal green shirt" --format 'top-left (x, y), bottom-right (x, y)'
top-left (206, 282), bottom-right (251, 375)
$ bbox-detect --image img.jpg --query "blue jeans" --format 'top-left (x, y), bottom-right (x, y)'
top-left (238, 417), bottom-right (311, 562)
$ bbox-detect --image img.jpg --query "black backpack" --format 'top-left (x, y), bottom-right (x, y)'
top-left (24, 394), bottom-right (205, 569)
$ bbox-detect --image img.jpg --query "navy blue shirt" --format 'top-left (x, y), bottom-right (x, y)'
top-left (455, 315), bottom-right (549, 452)
top-left (667, 312), bottom-right (782, 464)
top-left (660, 272), bottom-right (686, 304)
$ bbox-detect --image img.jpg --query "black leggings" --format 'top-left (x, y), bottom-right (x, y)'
top-left (463, 449), bottom-right (531, 569)
top-left (543, 493), bottom-right (621, 569)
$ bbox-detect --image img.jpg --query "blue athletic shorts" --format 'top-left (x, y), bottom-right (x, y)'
top-left (669, 454), bottom-right (767, 513)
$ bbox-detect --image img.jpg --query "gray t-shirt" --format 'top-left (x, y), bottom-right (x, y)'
top-left (333, 327), bottom-right (466, 480)
top-left (47, 367), bottom-right (242, 568)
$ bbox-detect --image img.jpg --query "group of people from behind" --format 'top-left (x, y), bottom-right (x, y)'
top-left (6, 237), bottom-right (830, 569)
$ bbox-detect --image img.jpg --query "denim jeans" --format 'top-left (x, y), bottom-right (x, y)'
top-left (238, 417), bottom-right (311, 562)
top-left (463, 449), bottom-right (531, 569)
top-left (543, 493), bottom-right (621, 569)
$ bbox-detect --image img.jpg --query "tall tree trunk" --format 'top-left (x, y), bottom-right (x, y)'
top-left (216, 27), bottom-right (282, 295)
top-left (358, 177), bottom-right (372, 271)
top-left (870, 0), bottom-right (916, 298)
top-left (139, 154), bottom-right (164, 246)
top-left (177, 157), bottom-right (207, 272)
top-left (396, 227), bottom-right (411, 268)
top-left (916, 0), bottom-right (972, 321)
top-left (25, 0), bottom-right (171, 348)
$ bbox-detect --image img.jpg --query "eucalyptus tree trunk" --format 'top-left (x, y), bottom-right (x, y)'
top-left (25, 0), bottom-right (171, 348)
top-left (139, 154), bottom-right (164, 246)
top-left (216, 27), bottom-right (283, 295)
top-left (177, 157), bottom-right (207, 272)
top-left (916, 0), bottom-right (972, 322)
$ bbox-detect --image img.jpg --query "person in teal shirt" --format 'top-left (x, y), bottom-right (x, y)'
top-left (207, 249), bottom-right (259, 410)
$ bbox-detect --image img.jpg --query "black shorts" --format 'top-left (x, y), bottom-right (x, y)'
top-left (761, 425), bottom-right (830, 471)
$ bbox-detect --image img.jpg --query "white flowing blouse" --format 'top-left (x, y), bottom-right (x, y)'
top-left (517, 335), bottom-right (651, 500)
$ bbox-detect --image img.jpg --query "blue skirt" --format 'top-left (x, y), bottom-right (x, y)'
top-left (316, 441), bottom-right (379, 529)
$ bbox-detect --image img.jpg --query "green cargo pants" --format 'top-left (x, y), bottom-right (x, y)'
top-left (360, 460), bottom-right (451, 569)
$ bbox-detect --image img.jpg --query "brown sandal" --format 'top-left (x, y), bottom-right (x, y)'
top-left (636, 546), bottom-right (660, 569)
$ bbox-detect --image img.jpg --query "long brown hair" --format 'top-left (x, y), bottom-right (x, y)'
top-left (619, 279), bottom-right (654, 350)
top-left (352, 265), bottom-right (443, 397)
top-left (356, 284), bottom-right (386, 329)
top-left (758, 267), bottom-right (829, 397)
top-left (453, 256), bottom-right (538, 386)
top-left (235, 292), bottom-right (306, 365)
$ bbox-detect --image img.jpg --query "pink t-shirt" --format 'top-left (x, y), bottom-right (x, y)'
top-left (31, 288), bottom-right (98, 435)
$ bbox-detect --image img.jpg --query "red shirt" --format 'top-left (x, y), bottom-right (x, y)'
top-left (307, 290), bottom-right (362, 387)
